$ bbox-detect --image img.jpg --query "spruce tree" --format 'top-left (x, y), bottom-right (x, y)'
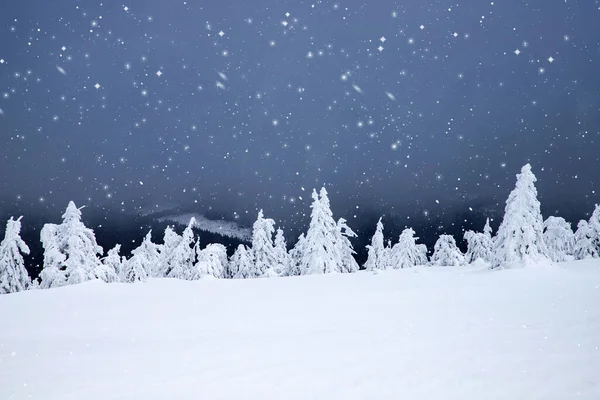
top-left (463, 226), bottom-right (493, 264)
top-left (196, 243), bottom-right (227, 278)
top-left (273, 228), bottom-right (291, 276)
top-left (0, 217), bottom-right (31, 294)
top-left (229, 244), bottom-right (255, 279)
top-left (364, 218), bottom-right (385, 271)
top-left (573, 220), bottom-right (598, 260)
top-left (543, 216), bottom-right (574, 262)
top-left (39, 202), bottom-right (104, 288)
top-left (491, 164), bottom-right (549, 269)
top-left (251, 210), bottom-right (277, 278)
top-left (336, 218), bottom-right (359, 273)
top-left (165, 218), bottom-right (197, 280)
top-left (390, 228), bottom-right (428, 269)
top-left (430, 235), bottom-right (465, 266)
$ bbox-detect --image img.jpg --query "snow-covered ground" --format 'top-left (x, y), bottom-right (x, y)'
top-left (1, 261), bottom-right (599, 400)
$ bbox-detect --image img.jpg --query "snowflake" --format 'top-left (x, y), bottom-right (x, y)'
top-left (156, 70), bottom-right (163, 77)
top-left (0, 59), bottom-right (4, 64)
top-left (94, 83), bottom-right (101, 89)
top-left (377, 45), bottom-right (384, 52)
top-left (514, 49), bottom-right (521, 55)
top-left (380, 36), bottom-right (386, 43)
top-left (548, 56), bottom-right (554, 63)
top-left (218, 30), bottom-right (224, 37)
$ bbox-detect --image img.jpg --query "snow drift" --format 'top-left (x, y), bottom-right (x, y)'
top-left (1, 261), bottom-right (599, 399)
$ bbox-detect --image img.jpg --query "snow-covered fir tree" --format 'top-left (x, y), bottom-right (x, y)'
top-left (483, 218), bottom-right (493, 239)
top-left (382, 239), bottom-right (393, 270)
top-left (364, 218), bottom-right (385, 271)
top-left (122, 231), bottom-right (160, 283)
top-left (543, 216), bottom-right (575, 262)
top-left (157, 225), bottom-right (181, 277)
top-left (39, 202), bottom-right (104, 289)
top-left (491, 164), bottom-right (549, 269)
top-left (273, 228), bottom-right (291, 276)
top-left (102, 244), bottom-right (124, 281)
top-left (390, 228), bottom-right (428, 269)
top-left (463, 229), bottom-right (493, 264)
top-left (336, 218), bottom-right (359, 273)
top-left (288, 233), bottom-right (306, 277)
top-left (0, 217), bottom-right (31, 294)
top-left (229, 244), bottom-right (255, 279)
top-left (196, 243), bottom-right (227, 278)
top-left (165, 218), bottom-right (197, 280)
top-left (589, 204), bottom-right (600, 253)
top-left (297, 188), bottom-right (344, 275)
top-left (573, 220), bottom-right (598, 260)
top-left (250, 210), bottom-right (277, 278)
top-left (430, 235), bottom-right (465, 267)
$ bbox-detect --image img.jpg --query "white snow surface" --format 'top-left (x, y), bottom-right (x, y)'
top-left (2, 260), bottom-right (600, 399)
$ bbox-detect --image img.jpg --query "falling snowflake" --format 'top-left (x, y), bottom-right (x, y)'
top-left (352, 84), bottom-right (363, 94)
top-left (56, 65), bottom-right (67, 75)
top-left (385, 92), bottom-right (396, 101)
top-left (156, 70), bottom-right (163, 77)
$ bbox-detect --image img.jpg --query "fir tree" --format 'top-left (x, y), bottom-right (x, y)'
top-left (196, 243), bottom-right (227, 278)
top-left (589, 205), bottom-right (600, 253)
top-left (430, 235), bottom-right (465, 266)
top-left (463, 228), bottom-right (493, 264)
top-left (39, 202), bottom-right (103, 288)
top-left (288, 233), bottom-right (306, 277)
top-left (102, 244), bottom-right (124, 281)
top-left (298, 188), bottom-right (343, 275)
top-left (543, 216), bottom-right (574, 262)
top-left (165, 218), bottom-right (197, 280)
top-left (573, 220), bottom-right (598, 260)
top-left (336, 218), bottom-right (359, 273)
top-left (157, 225), bottom-right (181, 277)
top-left (0, 217), bottom-right (31, 294)
top-left (491, 164), bottom-right (549, 269)
top-left (229, 244), bottom-right (255, 279)
top-left (483, 218), bottom-right (493, 239)
top-left (390, 228), bottom-right (428, 269)
top-left (122, 231), bottom-right (160, 283)
top-left (273, 228), bottom-right (291, 276)
top-left (251, 210), bottom-right (277, 278)
top-left (364, 218), bottom-right (385, 271)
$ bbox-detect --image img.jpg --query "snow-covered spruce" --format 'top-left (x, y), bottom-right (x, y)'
top-left (102, 244), bottom-right (124, 281)
top-left (251, 210), bottom-right (278, 278)
top-left (483, 217), bottom-right (493, 239)
top-left (39, 202), bottom-right (104, 289)
top-left (336, 218), bottom-right (359, 273)
top-left (165, 218), bottom-right (197, 280)
top-left (364, 218), bottom-right (386, 271)
top-left (229, 244), bottom-right (255, 279)
top-left (123, 231), bottom-right (161, 283)
top-left (196, 243), bottom-right (227, 279)
top-left (390, 228), bottom-right (428, 269)
top-left (273, 228), bottom-right (291, 276)
top-left (491, 164), bottom-right (549, 269)
top-left (430, 234), bottom-right (465, 267)
top-left (0, 217), bottom-right (31, 294)
top-left (589, 204), bottom-right (600, 253)
top-left (296, 188), bottom-right (355, 275)
top-left (157, 225), bottom-right (181, 277)
top-left (573, 220), bottom-right (599, 260)
top-left (463, 229), bottom-right (493, 264)
top-left (288, 233), bottom-right (306, 277)
top-left (543, 216), bottom-right (575, 262)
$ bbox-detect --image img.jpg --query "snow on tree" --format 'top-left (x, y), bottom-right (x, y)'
top-left (229, 244), bottom-right (255, 279)
top-left (250, 210), bottom-right (277, 278)
top-left (463, 229), bottom-right (493, 264)
top-left (0, 217), bottom-right (31, 294)
top-left (589, 204), bottom-right (600, 253)
top-left (196, 243), bottom-right (227, 279)
top-left (336, 218), bottom-right (359, 273)
top-left (102, 245), bottom-right (124, 281)
top-left (491, 164), bottom-right (549, 269)
top-left (390, 228), bottom-right (428, 269)
top-left (573, 220), bottom-right (599, 260)
top-left (483, 218), bottom-right (493, 239)
top-left (364, 218), bottom-right (385, 271)
top-left (157, 225), bottom-right (181, 277)
top-left (122, 231), bottom-right (160, 283)
top-left (273, 228), bottom-right (291, 276)
top-left (430, 235), bottom-right (465, 267)
top-left (165, 218), bottom-right (197, 280)
top-left (288, 233), bottom-right (306, 277)
top-left (39, 201), bottom-right (103, 289)
top-left (543, 216), bottom-right (575, 262)
top-left (297, 188), bottom-right (344, 275)
top-left (382, 239), bottom-right (393, 270)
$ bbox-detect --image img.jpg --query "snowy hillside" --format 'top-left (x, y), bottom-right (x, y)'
top-left (2, 260), bottom-right (599, 400)
top-left (158, 213), bottom-right (252, 241)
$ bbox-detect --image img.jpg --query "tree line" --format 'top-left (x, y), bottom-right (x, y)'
top-left (1, 164), bottom-right (600, 294)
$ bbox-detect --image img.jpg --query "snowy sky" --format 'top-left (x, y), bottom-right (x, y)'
top-left (1, 0), bottom-right (599, 230)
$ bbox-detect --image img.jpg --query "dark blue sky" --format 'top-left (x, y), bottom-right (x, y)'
top-left (1, 0), bottom-right (599, 232)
